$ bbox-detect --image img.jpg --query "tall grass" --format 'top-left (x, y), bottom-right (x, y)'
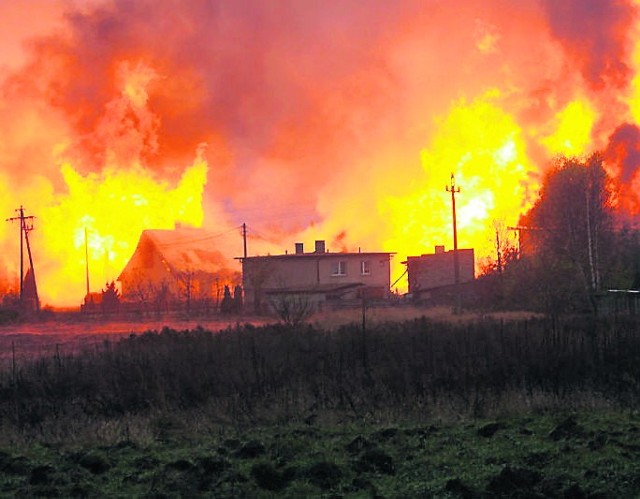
top-left (0, 314), bottom-right (638, 444)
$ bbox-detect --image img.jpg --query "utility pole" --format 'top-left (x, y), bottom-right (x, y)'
top-left (495, 229), bottom-right (503, 273)
top-left (85, 227), bottom-right (90, 297)
top-left (446, 173), bottom-right (461, 314)
top-left (242, 222), bottom-right (248, 259)
top-left (6, 206), bottom-right (39, 311)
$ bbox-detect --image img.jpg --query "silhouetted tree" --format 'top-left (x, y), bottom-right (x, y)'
top-left (519, 153), bottom-right (615, 313)
top-left (102, 281), bottom-right (120, 314)
top-left (233, 285), bottom-right (243, 313)
top-left (477, 153), bottom-right (640, 315)
top-left (220, 285), bottom-right (233, 314)
top-left (176, 270), bottom-right (195, 315)
top-left (269, 292), bottom-right (313, 326)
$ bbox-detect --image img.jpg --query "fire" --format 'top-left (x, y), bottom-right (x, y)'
top-left (1, 1), bottom-right (640, 305)
top-left (36, 157), bottom-right (207, 307)
top-left (375, 91), bottom-right (539, 281)
top-left (540, 99), bottom-right (598, 157)
top-left (629, 37), bottom-right (640, 125)
top-left (1, 59), bottom-right (210, 307)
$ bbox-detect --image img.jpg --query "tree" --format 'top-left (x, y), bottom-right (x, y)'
top-left (102, 281), bottom-right (120, 314)
top-left (233, 285), bottom-right (243, 313)
top-left (176, 270), bottom-right (195, 315)
top-left (269, 292), bottom-right (313, 327)
top-left (520, 153), bottom-right (614, 313)
top-left (220, 285), bottom-right (233, 314)
top-left (475, 230), bottom-right (517, 310)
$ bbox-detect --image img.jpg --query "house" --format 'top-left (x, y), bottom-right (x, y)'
top-left (241, 240), bottom-right (394, 313)
top-left (117, 227), bottom-right (240, 310)
top-left (404, 245), bottom-right (475, 301)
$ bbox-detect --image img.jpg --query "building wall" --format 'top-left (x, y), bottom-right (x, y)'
top-left (242, 252), bottom-right (391, 312)
top-left (407, 248), bottom-right (475, 293)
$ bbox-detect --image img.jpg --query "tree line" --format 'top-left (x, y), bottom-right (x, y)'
top-left (477, 153), bottom-right (640, 315)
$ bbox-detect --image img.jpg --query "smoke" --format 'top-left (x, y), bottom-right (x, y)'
top-left (540, 0), bottom-right (636, 90)
top-left (604, 123), bottom-right (640, 214)
top-left (1, 0), bottom-right (639, 305)
top-left (606, 124), bottom-right (640, 183)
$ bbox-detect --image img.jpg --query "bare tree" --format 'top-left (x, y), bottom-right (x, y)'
top-left (269, 292), bottom-right (313, 327)
top-left (176, 269), bottom-right (195, 316)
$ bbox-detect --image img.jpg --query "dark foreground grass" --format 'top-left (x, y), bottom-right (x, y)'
top-left (1, 410), bottom-right (640, 497)
top-left (1, 314), bottom-right (640, 496)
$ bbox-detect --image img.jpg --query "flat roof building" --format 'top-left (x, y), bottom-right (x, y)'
top-left (241, 240), bottom-right (394, 314)
top-left (405, 245), bottom-right (474, 299)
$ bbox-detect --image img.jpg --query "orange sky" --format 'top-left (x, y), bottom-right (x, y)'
top-left (0, 0), bottom-right (639, 306)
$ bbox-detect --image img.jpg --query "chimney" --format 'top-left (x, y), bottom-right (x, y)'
top-left (435, 245), bottom-right (445, 254)
top-left (315, 240), bottom-right (326, 253)
top-left (295, 242), bottom-right (304, 255)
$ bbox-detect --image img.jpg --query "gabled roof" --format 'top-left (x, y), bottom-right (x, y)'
top-left (144, 228), bottom-right (229, 274)
top-left (118, 228), bottom-right (230, 280)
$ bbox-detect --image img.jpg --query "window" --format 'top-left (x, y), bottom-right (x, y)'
top-left (331, 260), bottom-right (347, 276)
top-left (360, 260), bottom-right (371, 275)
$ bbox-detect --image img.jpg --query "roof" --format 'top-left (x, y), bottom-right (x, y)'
top-left (135, 228), bottom-right (229, 275)
top-left (403, 248), bottom-right (474, 264)
top-left (241, 251), bottom-right (394, 262)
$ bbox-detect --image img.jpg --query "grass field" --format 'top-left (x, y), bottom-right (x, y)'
top-left (2, 410), bottom-right (639, 497)
top-left (0, 309), bottom-right (638, 496)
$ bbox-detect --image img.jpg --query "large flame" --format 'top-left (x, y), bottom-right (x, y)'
top-left (396, 91), bottom-right (539, 261)
top-left (1, 58), bottom-right (211, 307)
top-left (1, 0), bottom-right (639, 305)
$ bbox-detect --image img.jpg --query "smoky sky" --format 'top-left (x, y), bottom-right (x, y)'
top-left (7, 1), bottom-right (639, 175)
top-left (540, 0), bottom-right (636, 90)
top-left (605, 123), bottom-right (640, 183)
top-left (2, 0), bottom-right (640, 305)
top-left (16, 1), bottom-right (413, 165)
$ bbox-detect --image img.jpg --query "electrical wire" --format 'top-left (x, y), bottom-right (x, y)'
top-left (154, 227), bottom-right (240, 247)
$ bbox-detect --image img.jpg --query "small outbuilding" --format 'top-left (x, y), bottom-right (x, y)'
top-left (404, 245), bottom-right (475, 301)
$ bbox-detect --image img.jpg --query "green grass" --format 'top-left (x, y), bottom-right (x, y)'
top-left (1, 314), bottom-right (640, 496)
top-left (2, 410), bottom-right (640, 497)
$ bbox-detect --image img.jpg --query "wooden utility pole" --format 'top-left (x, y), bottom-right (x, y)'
top-left (495, 229), bottom-right (503, 273)
top-left (85, 227), bottom-right (90, 297)
top-left (446, 174), bottom-right (461, 314)
top-left (242, 222), bottom-right (248, 259)
top-left (6, 206), bottom-right (39, 311)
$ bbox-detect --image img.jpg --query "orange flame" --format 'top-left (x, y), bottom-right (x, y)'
top-left (1, 1), bottom-right (640, 304)
top-left (2, 60), bottom-right (211, 307)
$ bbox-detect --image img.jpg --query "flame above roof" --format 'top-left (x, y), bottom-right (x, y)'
top-left (140, 227), bottom-right (229, 274)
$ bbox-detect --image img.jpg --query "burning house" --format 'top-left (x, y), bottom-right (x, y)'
top-left (117, 227), bottom-right (240, 312)
top-left (241, 240), bottom-right (394, 314)
top-left (405, 245), bottom-right (475, 301)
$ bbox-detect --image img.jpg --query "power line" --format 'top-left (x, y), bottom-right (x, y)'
top-left (154, 227), bottom-right (240, 247)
